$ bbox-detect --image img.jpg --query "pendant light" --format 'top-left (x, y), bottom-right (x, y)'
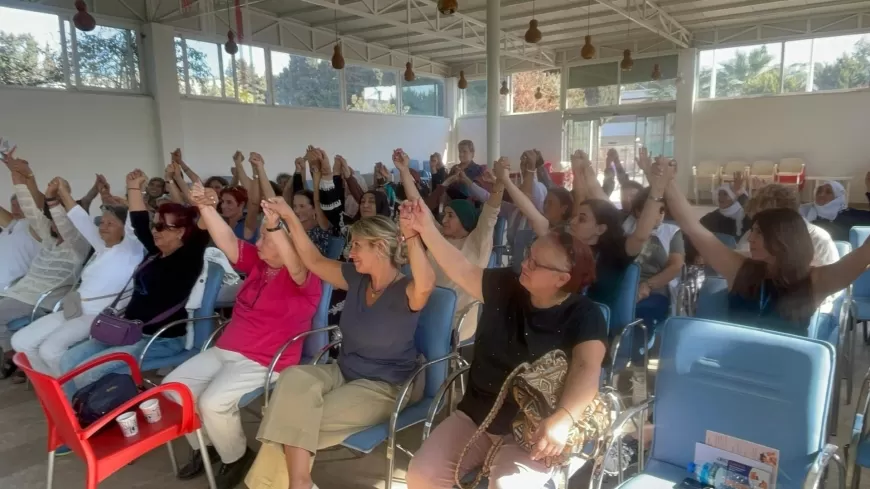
top-left (404, 30), bottom-right (415, 82)
top-left (524, 0), bottom-right (542, 44)
top-left (331, 11), bottom-right (345, 69)
top-left (534, 86), bottom-right (543, 100)
top-left (73, 0), bottom-right (96, 32)
top-left (620, 49), bottom-right (634, 71)
top-left (651, 63), bottom-right (661, 80)
top-left (580, 0), bottom-right (595, 60)
top-left (437, 0), bottom-right (458, 15)
top-left (499, 80), bottom-right (510, 95)
top-left (223, 3), bottom-right (238, 55)
top-left (458, 70), bottom-right (468, 89)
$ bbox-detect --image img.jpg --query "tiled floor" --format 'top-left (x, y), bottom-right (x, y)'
top-left (2, 333), bottom-right (869, 489)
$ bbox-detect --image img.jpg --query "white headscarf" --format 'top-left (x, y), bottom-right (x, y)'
top-left (803, 181), bottom-right (846, 222)
top-left (622, 216), bottom-right (680, 255)
top-left (716, 185), bottom-right (745, 235)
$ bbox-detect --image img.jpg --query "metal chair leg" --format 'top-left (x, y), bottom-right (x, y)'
top-left (197, 429), bottom-right (218, 489)
top-left (46, 450), bottom-right (56, 489)
top-left (166, 440), bottom-right (179, 476)
top-left (385, 434), bottom-right (396, 489)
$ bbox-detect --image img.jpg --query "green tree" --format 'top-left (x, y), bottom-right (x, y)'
top-left (228, 57), bottom-right (266, 103)
top-left (272, 54), bottom-right (340, 108)
top-left (402, 78), bottom-right (443, 116)
top-left (814, 39), bottom-right (870, 91)
top-left (346, 65), bottom-right (397, 114)
top-left (0, 32), bottom-right (63, 87)
top-left (76, 27), bottom-right (140, 90)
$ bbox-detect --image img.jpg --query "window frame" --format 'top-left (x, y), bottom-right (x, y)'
top-left (0, 3), bottom-right (146, 95)
top-left (269, 47), bottom-right (343, 112)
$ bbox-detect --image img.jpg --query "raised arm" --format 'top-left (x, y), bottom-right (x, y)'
top-left (242, 152), bottom-right (263, 240)
top-left (496, 157), bottom-right (550, 237)
top-left (400, 212), bottom-right (436, 312)
top-left (190, 183), bottom-right (240, 263)
top-left (77, 175), bottom-right (101, 214)
top-left (393, 149), bottom-right (423, 202)
top-left (47, 178), bottom-right (85, 250)
top-left (232, 150), bottom-right (253, 191)
top-left (262, 197), bottom-right (347, 290)
top-left (625, 150), bottom-right (668, 257)
top-left (126, 169), bottom-right (157, 254)
top-left (309, 156), bottom-right (332, 231)
top-left (0, 205), bottom-right (12, 229)
top-left (811, 237), bottom-right (870, 301)
top-left (572, 150), bottom-right (608, 202)
top-left (261, 204), bottom-right (309, 285)
top-left (519, 151), bottom-right (538, 198)
top-left (173, 149), bottom-right (202, 185)
top-left (164, 163), bottom-right (186, 204)
top-left (663, 167), bottom-right (745, 285)
top-left (405, 198), bottom-right (484, 302)
top-left (8, 158), bottom-right (51, 241)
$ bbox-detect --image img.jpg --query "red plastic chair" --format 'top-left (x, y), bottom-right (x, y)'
top-left (13, 352), bottom-right (217, 489)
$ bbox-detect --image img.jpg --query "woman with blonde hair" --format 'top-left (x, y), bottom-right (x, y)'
top-left (245, 198), bottom-right (436, 489)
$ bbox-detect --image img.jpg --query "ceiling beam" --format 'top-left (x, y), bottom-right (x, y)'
top-left (280, 0), bottom-right (556, 67)
top-left (592, 0), bottom-right (691, 47)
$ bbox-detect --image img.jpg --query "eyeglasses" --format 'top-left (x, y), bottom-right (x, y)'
top-left (523, 227), bottom-right (575, 274)
top-left (151, 221), bottom-right (179, 232)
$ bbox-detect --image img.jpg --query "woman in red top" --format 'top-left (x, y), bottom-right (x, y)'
top-left (163, 183), bottom-right (322, 489)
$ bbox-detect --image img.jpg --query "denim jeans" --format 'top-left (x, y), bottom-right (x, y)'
top-left (59, 335), bottom-right (186, 398)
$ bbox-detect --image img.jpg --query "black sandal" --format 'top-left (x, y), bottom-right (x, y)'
top-left (0, 357), bottom-right (17, 379)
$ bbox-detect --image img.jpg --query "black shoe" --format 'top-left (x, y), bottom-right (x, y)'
top-left (214, 448), bottom-right (256, 489)
top-left (177, 446), bottom-right (220, 480)
top-left (0, 354), bottom-right (17, 380)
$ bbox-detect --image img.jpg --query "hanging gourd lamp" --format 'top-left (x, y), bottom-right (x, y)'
top-left (651, 63), bottom-right (662, 80)
top-left (404, 62), bottom-right (416, 82)
top-left (534, 86), bottom-right (543, 100)
top-left (620, 49), bottom-right (634, 71)
top-left (438, 0), bottom-right (458, 15)
top-left (524, 19), bottom-right (542, 44)
top-left (499, 80), bottom-right (509, 95)
top-left (581, 35), bottom-right (596, 60)
top-left (224, 30), bottom-right (238, 55)
top-left (331, 43), bottom-right (345, 69)
top-left (73, 0), bottom-right (96, 32)
top-left (458, 70), bottom-right (468, 89)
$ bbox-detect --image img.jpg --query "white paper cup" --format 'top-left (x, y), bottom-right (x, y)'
top-left (139, 399), bottom-right (162, 424)
top-left (116, 412), bottom-right (139, 438)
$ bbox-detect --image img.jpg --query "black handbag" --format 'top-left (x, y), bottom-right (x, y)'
top-left (71, 372), bottom-right (140, 428)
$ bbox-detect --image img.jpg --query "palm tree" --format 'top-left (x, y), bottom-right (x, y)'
top-left (716, 46), bottom-right (779, 97)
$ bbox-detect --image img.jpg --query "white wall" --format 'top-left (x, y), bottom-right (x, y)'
top-left (180, 100), bottom-right (451, 178)
top-left (456, 111), bottom-right (563, 169)
top-left (0, 88), bottom-right (160, 206)
top-left (693, 90), bottom-right (870, 202)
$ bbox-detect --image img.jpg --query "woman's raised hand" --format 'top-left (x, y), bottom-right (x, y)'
top-left (494, 157), bottom-right (511, 183)
top-left (232, 150), bottom-right (244, 165)
top-left (294, 157), bottom-right (306, 174)
top-left (648, 156), bottom-right (677, 196)
top-left (126, 169), bottom-right (147, 190)
top-left (262, 196), bottom-right (295, 221)
top-left (262, 202), bottom-right (280, 229)
top-left (189, 182), bottom-right (218, 208)
top-left (399, 199), bottom-right (433, 236)
top-left (392, 148), bottom-right (410, 170)
top-left (249, 152), bottom-right (265, 168)
top-left (45, 177), bottom-right (60, 199)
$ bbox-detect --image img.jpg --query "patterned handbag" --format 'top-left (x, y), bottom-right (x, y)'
top-left (455, 350), bottom-right (612, 489)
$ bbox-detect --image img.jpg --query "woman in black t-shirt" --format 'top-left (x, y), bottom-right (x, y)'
top-left (401, 194), bottom-right (607, 489)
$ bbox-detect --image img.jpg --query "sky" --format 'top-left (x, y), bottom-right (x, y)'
top-left (699, 33), bottom-right (870, 71)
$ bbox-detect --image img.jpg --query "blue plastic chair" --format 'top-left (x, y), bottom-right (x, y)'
top-left (325, 236), bottom-right (346, 260)
top-left (510, 229), bottom-right (536, 274)
top-left (694, 276), bottom-right (729, 321)
top-left (231, 280), bottom-right (336, 411)
top-left (339, 287), bottom-right (457, 489)
top-left (137, 262), bottom-right (224, 371)
top-left (597, 317), bottom-right (841, 489)
top-left (605, 263), bottom-right (645, 383)
top-left (712, 232), bottom-right (737, 248)
top-left (849, 227), bottom-right (870, 344)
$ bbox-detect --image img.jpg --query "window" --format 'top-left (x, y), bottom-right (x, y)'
top-left (76, 25), bottom-right (140, 90)
top-left (0, 6), bottom-right (65, 88)
top-left (271, 51), bottom-right (340, 109)
top-left (784, 34), bottom-right (870, 93)
top-left (698, 43), bottom-right (782, 99)
top-left (565, 63), bottom-right (619, 108)
top-left (233, 44), bottom-right (266, 104)
top-left (180, 38), bottom-right (223, 97)
top-left (510, 70), bottom-right (560, 113)
top-left (175, 38), bottom-right (185, 93)
top-left (402, 76), bottom-right (444, 116)
top-left (346, 65), bottom-right (398, 114)
top-left (460, 79), bottom-right (508, 115)
top-left (620, 55), bottom-right (677, 104)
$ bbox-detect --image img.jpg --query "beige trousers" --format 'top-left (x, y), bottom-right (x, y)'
top-left (244, 363), bottom-right (423, 489)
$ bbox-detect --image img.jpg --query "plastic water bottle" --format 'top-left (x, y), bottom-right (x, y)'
top-left (688, 461), bottom-right (727, 487)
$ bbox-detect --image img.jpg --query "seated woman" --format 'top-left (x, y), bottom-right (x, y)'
top-left (394, 149), bottom-right (502, 342)
top-left (570, 149), bottom-right (667, 308)
top-left (402, 198), bottom-right (606, 489)
top-left (799, 179), bottom-right (870, 242)
top-left (623, 187), bottom-right (684, 340)
top-left (11, 180), bottom-right (144, 379)
top-left (217, 186), bottom-right (260, 244)
top-left (687, 174), bottom-right (750, 264)
top-left (205, 176), bottom-right (230, 193)
top-left (244, 198), bottom-right (435, 489)
top-left (665, 160), bottom-right (870, 334)
top-left (162, 184), bottom-right (322, 489)
top-left (58, 169), bottom-right (209, 392)
top-left (739, 183), bottom-right (838, 267)
top-left (1, 160), bottom-right (90, 380)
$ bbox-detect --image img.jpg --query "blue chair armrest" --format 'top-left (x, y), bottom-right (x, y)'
top-left (263, 325), bottom-right (340, 409)
top-left (805, 443), bottom-right (844, 489)
top-left (847, 368), bottom-right (870, 485)
top-left (607, 319), bottom-right (648, 386)
top-left (137, 314), bottom-right (220, 368)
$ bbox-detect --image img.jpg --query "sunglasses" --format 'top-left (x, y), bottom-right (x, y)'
top-left (151, 221), bottom-right (180, 232)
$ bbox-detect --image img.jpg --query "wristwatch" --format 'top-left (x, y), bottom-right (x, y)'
top-left (266, 221), bottom-right (286, 233)
top-left (648, 194), bottom-right (665, 203)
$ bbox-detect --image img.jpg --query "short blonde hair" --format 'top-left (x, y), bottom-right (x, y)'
top-left (745, 184), bottom-right (799, 217)
top-left (348, 215), bottom-right (407, 267)
top-left (458, 140), bottom-right (475, 153)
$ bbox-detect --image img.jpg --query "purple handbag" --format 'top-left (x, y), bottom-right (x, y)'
top-left (89, 256), bottom-right (188, 346)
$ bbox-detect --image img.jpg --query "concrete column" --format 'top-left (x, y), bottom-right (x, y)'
top-left (444, 77), bottom-right (459, 162)
top-left (142, 23), bottom-right (184, 174)
top-left (485, 0), bottom-right (501, 167)
top-left (673, 47), bottom-right (697, 195)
